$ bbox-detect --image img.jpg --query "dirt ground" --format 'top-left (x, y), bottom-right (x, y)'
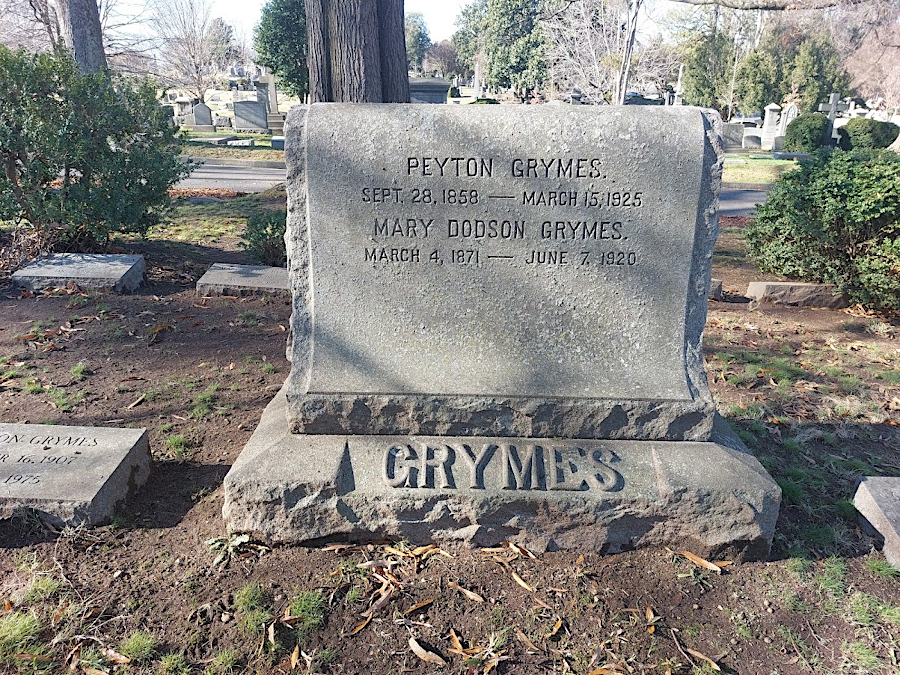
top-left (0, 206), bottom-right (899, 675)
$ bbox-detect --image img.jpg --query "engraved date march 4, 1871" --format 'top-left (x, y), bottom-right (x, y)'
top-left (382, 442), bottom-right (623, 492)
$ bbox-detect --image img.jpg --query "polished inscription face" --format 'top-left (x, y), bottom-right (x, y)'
top-left (303, 105), bottom-right (707, 401)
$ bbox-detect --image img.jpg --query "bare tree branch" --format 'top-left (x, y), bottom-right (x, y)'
top-left (669, 0), bottom-right (868, 11)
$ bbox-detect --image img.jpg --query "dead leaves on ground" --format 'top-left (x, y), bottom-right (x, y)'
top-left (328, 542), bottom-right (731, 672)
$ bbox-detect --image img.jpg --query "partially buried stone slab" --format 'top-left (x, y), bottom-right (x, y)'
top-left (0, 424), bottom-right (150, 527)
top-left (224, 388), bottom-right (779, 560)
top-left (196, 263), bottom-right (289, 297)
top-left (12, 254), bottom-right (145, 293)
top-left (854, 477), bottom-right (900, 568)
top-left (285, 104), bottom-right (721, 442)
top-left (746, 281), bottom-right (848, 309)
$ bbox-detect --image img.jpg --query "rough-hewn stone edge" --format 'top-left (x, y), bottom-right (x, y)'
top-left (284, 105), bottom-right (310, 369)
top-left (853, 477), bottom-right (900, 568)
top-left (682, 110), bottom-right (722, 405)
top-left (223, 389), bottom-right (780, 562)
top-left (746, 282), bottom-right (849, 309)
top-left (196, 282), bottom-right (290, 298)
top-left (83, 429), bottom-right (152, 527)
top-left (285, 392), bottom-right (715, 441)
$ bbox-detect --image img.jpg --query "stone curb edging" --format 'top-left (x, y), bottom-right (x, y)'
top-left (721, 182), bottom-right (772, 191)
top-left (184, 156), bottom-right (287, 170)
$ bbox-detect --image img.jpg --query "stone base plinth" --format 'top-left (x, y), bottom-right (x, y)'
top-left (224, 388), bottom-right (781, 561)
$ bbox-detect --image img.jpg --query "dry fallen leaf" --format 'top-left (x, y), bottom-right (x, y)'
top-left (511, 571), bottom-right (535, 592)
top-left (504, 541), bottom-right (538, 559)
top-left (82, 668), bottom-right (110, 675)
top-left (448, 581), bottom-right (484, 603)
top-left (409, 637), bottom-right (447, 666)
top-left (290, 643), bottom-right (300, 670)
top-left (678, 550), bottom-right (723, 573)
top-left (449, 627), bottom-right (465, 654)
top-left (514, 627), bottom-right (540, 653)
top-left (532, 596), bottom-right (552, 610)
top-left (547, 617), bottom-right (564, 640)
top-left (686, 647), bottom-right (721, 671)
top-left (100, 648), bottom-right (130, 665)
top-left (404, 598), bottom-right (435, 615)
top-left (349, 615), bottom-right (371, 635)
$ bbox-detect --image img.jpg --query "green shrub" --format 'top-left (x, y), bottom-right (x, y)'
top-left (745, 149), bottom-right (900, 311)
top-left (838, 118), bottom-right (900, 150)
top-left (0, 47), bottom-right (190, 251)
top-left (240, 210), bottom-right (286, 267)
top-left (783, 113), bottom-right (830, 152)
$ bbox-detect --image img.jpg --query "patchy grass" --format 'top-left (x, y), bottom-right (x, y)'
top-left (119, 631), bottom-right (157, 664)
top-left (721, 156), bottom-right (798, 184)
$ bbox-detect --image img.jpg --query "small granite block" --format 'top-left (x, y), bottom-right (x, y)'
top-left (196, 263), bottom-right (289, 297)
top-left (270, 136), bottom-right (285, 150)
top-left (223, 387), bottom-right (781, 561)
top-left (746, 281), bottom-right (848, 309)
top-left (12, 254), bottom-right (145, 293)
top-left (0, 424), bottom-right (150, 527)
top-left (854, 477), bottom-right (900, 568)
top-left (709, 278), bottom-right (723, 301)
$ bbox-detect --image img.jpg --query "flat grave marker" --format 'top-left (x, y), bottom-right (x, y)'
top-left (196, 263), bottom-right (289, 297)
top-left (12, 253), bottom-right (145, 293)
top-left (0, 423), bottom-right (150, 527)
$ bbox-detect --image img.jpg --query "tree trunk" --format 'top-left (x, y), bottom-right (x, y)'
top-left (57, 0), bottom-right (107, 73)
top-left (376, 0), bottom-right (411, 103)
top-left (614, 0), bottom-right (642, 105)
top-left (307, 0), bottom-right (410, 103)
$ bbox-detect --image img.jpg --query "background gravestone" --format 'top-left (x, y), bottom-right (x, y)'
top-left (224, 104), bottom-right (781, 560)
top-left (233, 101), bottom-right (269, 131)
top-left (193, 102), bottom-right (213, 126)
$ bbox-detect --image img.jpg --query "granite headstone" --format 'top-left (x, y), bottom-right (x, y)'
top-left (193, 102), bottom-right (213, 126)
top-left (234, 100), bottom-right (269, 131)
top-left (224, 104), bottom-right (781, 559)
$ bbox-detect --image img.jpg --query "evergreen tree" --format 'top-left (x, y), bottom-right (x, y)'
top-left (254, 0), bottom-right (308, 98)
top-left (405, 12), bottom-right (430, 71)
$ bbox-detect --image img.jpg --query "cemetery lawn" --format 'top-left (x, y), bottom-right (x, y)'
top-left (722, 156), bottom-right (797, 185)
top-left (1, 205), bottom-right (899, 674)
top-left (183, 133), bottom-right (285, 162)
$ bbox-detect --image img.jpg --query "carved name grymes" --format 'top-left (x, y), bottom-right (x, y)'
top-left (382, 442), bottom-right (623, 492)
